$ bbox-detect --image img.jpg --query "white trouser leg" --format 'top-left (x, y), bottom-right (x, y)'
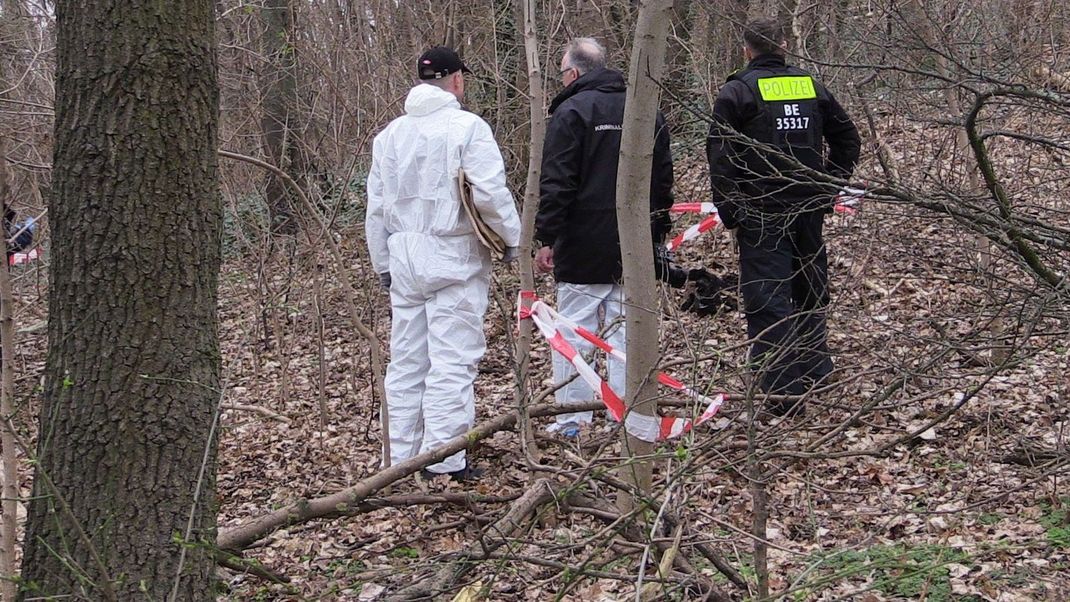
top-left (384, 274), bottom-right (429, 467)
top-left (552, 283), bottom-right (617, 425)
top-left (603, 284), bottom-right (627, 410)
top-left (420, 271), bottom-right (490, 473)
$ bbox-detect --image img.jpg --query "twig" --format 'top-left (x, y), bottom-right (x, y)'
top-left (485, 552), bottom-right (686, 584)
top-left (217, 552), bottom-right (293, 586)
top-left (999, 450), bottom-right (1067, 467)
top-left (854, 77), bottom-right (901, 185)
top-left (567, 491), bottom-right (735, 600)
top-left (748, 398), bottom-right (769, 599)
top-left (221, 403), bottom-right (292, 424)
top-left (662, 513), bottom-right (748, 590)
top-left (636, 476), bottom-right (677, 599)
top-left (313, 264), bottom-right (328, 431)
top-left (639, 523), bottom-right (682, 601)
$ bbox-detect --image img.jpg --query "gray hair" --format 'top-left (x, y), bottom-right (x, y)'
top-left (563, 37), bottom-right (606, 75)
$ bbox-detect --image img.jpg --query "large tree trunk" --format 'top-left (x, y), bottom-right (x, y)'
top-left (19, 0), bottom-right (221, 600)
top-left (615, 0), bottom-right (673, 512)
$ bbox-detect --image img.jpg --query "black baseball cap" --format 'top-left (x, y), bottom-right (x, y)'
top-left (417, 46), bottom-right (471, 80)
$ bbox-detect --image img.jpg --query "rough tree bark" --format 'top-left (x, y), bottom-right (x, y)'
top-left (19, 1), bottom-right (222, 600)
top-left (615, 0), bottom-right (674, 512)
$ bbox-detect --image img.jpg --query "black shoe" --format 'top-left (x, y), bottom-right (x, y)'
top-left (420, 465), bottom-right (484, 482)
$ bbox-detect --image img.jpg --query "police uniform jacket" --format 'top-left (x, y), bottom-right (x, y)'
top-left (706, 54), bottom-right (860, 229)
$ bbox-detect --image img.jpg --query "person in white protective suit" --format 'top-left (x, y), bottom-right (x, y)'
top-left (365, 46), bottom-right (522, 481)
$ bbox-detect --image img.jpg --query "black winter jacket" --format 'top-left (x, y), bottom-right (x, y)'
top-left (706, 55), bottom-right (860, 228)
top-left (3, 206), bottom-right (33, 259)
top-left (535, 68), bottom-right (674, 284)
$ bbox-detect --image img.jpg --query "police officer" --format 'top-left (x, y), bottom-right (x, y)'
top-left (706, 19), bottom-right (861, 414)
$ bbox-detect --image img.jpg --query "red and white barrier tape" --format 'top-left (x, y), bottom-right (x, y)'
top-left (519, 292), bottom-right (725, 442)
top-left (832, 187), bottom-right (865, 215)
top-left (665, 190), bottom-right (864, 250)
top-left (8, 248), bottom-right (41, 266)
top-left (669, 202), bottom-right (717, 215)
top-left (522, 297), bottom-right (627, 421)
top-left (665, 213), bottom-right (721, 252)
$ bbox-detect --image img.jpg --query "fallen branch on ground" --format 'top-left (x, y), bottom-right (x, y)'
top-left (387, 478), bottom-right (562, 600)
top-left (208, 395), bottom-right (768, 600)
top-left (221, 403), bottom-right (292, 424)
top-left (216, 551), bottom-right (293, 587)
top-left (217, 400), bottom-right (606, 552)
top-left (1000, 448), bottom-right (1067, 467)
top-left (219, 395), bottom-right (747, 552)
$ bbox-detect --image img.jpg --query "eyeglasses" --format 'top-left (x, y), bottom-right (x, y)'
top-left (559, 66), bottom-right (576, 78)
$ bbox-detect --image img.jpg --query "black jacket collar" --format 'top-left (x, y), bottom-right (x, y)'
top-left (744, 54), bottom-right (788, 73)
top-left (549, 67), bottom-right (627, 113)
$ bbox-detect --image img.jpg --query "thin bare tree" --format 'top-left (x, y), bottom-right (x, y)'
top-left (615, 0), bottom-right (675, 510)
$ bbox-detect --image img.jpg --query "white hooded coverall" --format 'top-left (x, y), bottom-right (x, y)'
top-left (366, 84), bottom-right (522, 474)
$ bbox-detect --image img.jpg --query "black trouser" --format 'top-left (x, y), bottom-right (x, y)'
top-left (737, 209), bottom-right (832, 396)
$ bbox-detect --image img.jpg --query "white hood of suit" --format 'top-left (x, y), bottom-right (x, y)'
top-left (403, 83), bottom-right (461, 117)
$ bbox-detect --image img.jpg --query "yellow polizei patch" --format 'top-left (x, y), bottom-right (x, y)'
top-left (757, 76), bottom-right (817, 101)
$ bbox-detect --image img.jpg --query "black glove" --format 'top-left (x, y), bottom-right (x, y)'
top-left (653, 246), bottom-right (689, 288)
top-left (378, 272), bottom-right (391, 290)
top-left (680, 271), bottom-right (738, 316)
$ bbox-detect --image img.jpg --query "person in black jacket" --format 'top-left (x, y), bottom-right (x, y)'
top-left (4, 204), bottom-right (35, 261)
top-left (707, 19), bottom-right (861, 414)
top-left (534, 37), bottom-right (674, 434)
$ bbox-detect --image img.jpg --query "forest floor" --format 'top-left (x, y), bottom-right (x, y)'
top-left (8, 155), bottom-right (1069, 600)
top-left (207, 156), bottom-right (1067, 600)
